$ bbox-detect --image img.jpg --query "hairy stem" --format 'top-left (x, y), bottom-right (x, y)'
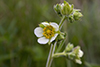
top-left (49, 41), bottom-right (57, 67)
top-left (46, 44), bottom-right (54, 67)
top-left (46, 16), bottom-right (66, 67)
top-left (53, 52), bottom-right (66, 58)
top-left (59, 16), bottom-right (66, 29)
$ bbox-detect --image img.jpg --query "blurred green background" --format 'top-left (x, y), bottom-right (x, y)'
top-left (0, 0), bottom-right (100, 67)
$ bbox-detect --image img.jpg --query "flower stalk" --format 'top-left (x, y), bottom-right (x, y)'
top-left (53, 52), bottom-right (66, 58)
top-left (46, 44), bottom-right (54, 67)
top-left (59, 16), bottom-right (66, 29)
top-left (46, 16), bottom-right (66, 67)
top-left (46, 41), bottom-right (57, 67)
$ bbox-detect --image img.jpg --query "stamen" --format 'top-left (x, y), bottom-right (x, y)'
top-left (43, 25), bottom-right (55, 39)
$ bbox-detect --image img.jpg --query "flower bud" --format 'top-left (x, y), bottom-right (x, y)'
top-left (72, 46), bottom-right (83, 58)
top-left (63, 43), bottom-right (83, 64)
top-left (57, 32), bottom-right (65, 41)
top-left (59, 34), bottom-right (65, 39)
top-left (72, 46), bottom-right (80, 56)
top-left (69, 15), bottom-right (74, 23)
top-left (64, 43), bottom-right (74, 52)
top-left (73, 11), bottom-right (83, 20)
top-left (72, 46), bottom-right (83, 64)
top-left (68, 52), bottom-right (75, 60)
top-left (54, 4), bottom-right (62, 17)
top-left (61, 1), bottom-right (70, 15)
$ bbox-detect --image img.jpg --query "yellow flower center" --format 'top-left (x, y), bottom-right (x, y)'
top-left (46, 30), bottom-right (51, 34)
top-left (43, 25), bottom-right (55, 39)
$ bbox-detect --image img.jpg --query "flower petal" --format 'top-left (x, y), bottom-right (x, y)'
top-left (78, 49), bottom-right (83, 57)
top-left (38, 37), bottom-right (49, 44)
top-left (34, 27), bottom-right (43, 37)
top-left (61, 3), bottom-right (64, 8)
top-left (75, 59), bottom-right (82, 64)
top-left (50, 33), bottom-right (58, 42)
top-left (50, 22), bottom-right (59, 31)
top-left (42, 22), bottom-right (49, 26)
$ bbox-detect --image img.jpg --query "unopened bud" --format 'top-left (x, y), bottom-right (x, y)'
top-left (65, 43), bottom-right (74, 52)
top-left (69, 15), bottom-right (74, 23)
top-left (57, 32), bottom-right (65, 40)
top-left (68, 52), bottom-right (75, 60)
top-left (54, 4), bottom-right (62, 17)
top-left (61, 1), bottom-right (70, 15)
top-left (72, 46), bottom-right (83, 58)
top-left (73, 11), bottom-right (83, 20)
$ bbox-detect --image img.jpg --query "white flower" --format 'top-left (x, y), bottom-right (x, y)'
top-left (34, 22), bottom-right (59, 44)
top-left (73, 46), bottom-right (84, 58)
top-left (75, 59), bottom-right (82, 64)
top-left (78, 49), bottom-right (84, 57)
top-left (72, 46), bottom-right (83, 64)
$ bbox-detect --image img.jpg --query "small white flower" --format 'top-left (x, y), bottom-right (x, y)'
top-left (72, 46), bottom-right (83, 64)
top-left (75, 59), bottom-right (82, 64)
top-left (78, 49), bottom-right (84, 57)
top-left (34, 22), bottom-right (59, 44)
top-left (73, 46), bottom-right (84, 58)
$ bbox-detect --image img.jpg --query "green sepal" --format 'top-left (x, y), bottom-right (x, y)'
top-left (57, 32), bottom-right (66, 41)
top-left (73, 46), bottom-right (80, 57)
top-left (68, 53), bottom-right (75, 60)
top-left (69, 15), bottom-right (74, 23)
top-left (39, 24), bottom-right (45, 28)
top-left (64, 1), bottom-right (68, 5)
top-left (70, 4), bottom-right (74, 14)
top-left (59, 34), bottom-right (65, 39)
top-left (74, 9), bottom-right (81, 12)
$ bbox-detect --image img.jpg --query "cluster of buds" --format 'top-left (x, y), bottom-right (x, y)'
top-left (54, 1), bottom-right (83, 23)
top-left (65, 44), bottom-right (84, 64)
top-left (53, 43), bottom-right (84, 64)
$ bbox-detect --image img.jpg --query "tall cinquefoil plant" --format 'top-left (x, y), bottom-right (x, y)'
top-left (34, 1), bottom-right (83, 67)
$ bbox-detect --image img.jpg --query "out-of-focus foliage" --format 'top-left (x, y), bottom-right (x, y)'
top-left (0, 0), bottom-right (100, 67)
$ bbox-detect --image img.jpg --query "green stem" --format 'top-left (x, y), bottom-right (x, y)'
top-left (59, 16), bottom-right (66, 29)
top-left (56, 39), bottom-right (65, 53)
top-left (46, 16), bottom-right (66, 67)
top-left (46, 44), bottom-right (54, 67)
top-left (46, 41), bottom-right (57, 67)
top-left (49, 41), bottom-right (57, 67)
top-left (53, 52), bottom-right (66, 58)
top-left (55, 16), bottom-right (66, 53)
